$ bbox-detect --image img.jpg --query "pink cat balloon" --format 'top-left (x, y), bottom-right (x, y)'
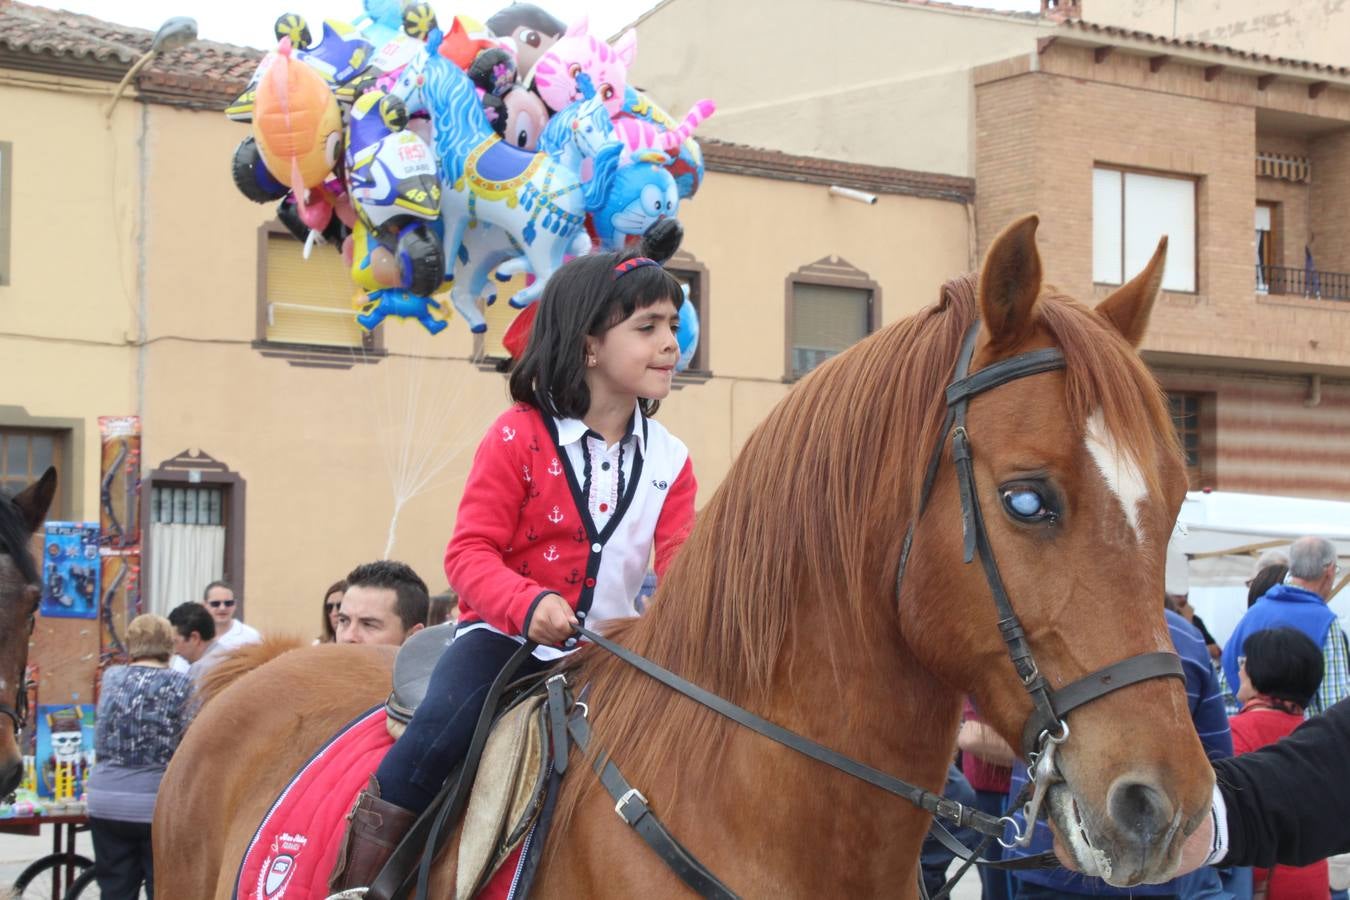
top-left (529, 17), bottom-right (635, 118)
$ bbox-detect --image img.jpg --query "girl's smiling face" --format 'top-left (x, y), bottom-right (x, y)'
top-left (585, 297), bottom-right (681, 407)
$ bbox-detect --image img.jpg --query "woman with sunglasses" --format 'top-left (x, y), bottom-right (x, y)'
top-left (316, 579), bottom-right (347, 644)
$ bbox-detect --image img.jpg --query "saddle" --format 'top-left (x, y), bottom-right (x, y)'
top-left (385, 623), bottom-right (455, 738)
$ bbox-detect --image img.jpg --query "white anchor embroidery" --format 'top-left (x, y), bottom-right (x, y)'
top-left (542, 545), bottom-right (559, 562)
top-left (548, 457), bottom-right (563, 477)
top-left (501, 426), bottom-right (516, 442)
top-left (547, 506), bottom-right (564, 524)
top-left (523, 464), bottom-right (532, 483)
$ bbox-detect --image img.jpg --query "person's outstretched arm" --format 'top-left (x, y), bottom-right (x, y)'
top-left (1211, 696), bottom-right (1350, 867)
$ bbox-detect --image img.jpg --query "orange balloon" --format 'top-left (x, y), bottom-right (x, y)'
top-left (252, 39), bottom-right (341, 192)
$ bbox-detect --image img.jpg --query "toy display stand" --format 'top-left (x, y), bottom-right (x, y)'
top-left (0, 810), bottom-right (93, 898)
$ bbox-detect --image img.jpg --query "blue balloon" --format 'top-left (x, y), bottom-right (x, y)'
top-left (676, 285), bottom-right (700, 372)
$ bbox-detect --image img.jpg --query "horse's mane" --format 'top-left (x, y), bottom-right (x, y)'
top-left (195, 636), bottom-right (305, 707)
top-left (0, 490), bottom-right (36, 586)
top-left (424, 50), bottom-right (491, 188)
top-left (558, 273), bottom-right (1178, 815)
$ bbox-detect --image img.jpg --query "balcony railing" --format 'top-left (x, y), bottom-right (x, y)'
top-left (1257, 265), bottom-right (1350, 301)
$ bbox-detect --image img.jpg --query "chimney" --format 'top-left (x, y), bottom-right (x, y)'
top-left (1041, 0), bottom-right (1082, 21)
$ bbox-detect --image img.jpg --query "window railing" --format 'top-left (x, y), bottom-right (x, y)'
top-left (1257, 265), bottom-right (1350, 301)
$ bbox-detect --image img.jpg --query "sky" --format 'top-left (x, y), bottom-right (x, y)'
top-left (21, 0), bottom-right (1043, 49)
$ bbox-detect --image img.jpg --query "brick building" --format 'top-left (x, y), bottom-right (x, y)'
top-left (976, 5), bottom-right (1350, 496)
top-left (635, 0), bottom-right (1350, 499)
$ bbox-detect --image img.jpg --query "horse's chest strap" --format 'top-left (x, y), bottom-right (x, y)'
top-left (565, 708), bottom-right (740, 900)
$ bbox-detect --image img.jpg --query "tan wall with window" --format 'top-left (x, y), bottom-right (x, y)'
top-left (136, 120), bottom-right (969, 633)
top-left (0, 73), bottom-right (141, 519)
top-left (5, 53), bottom-right (970, 636)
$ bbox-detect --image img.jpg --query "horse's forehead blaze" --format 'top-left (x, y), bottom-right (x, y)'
top-left (1083, 408), bottom-right (1149, 542)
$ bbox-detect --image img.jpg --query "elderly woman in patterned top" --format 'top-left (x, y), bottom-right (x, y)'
top-left (86, 614), bottom-right (193, 900)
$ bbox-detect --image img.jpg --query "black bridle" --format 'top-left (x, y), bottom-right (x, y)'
top-left (896, 319), bottom-right (1183, 827)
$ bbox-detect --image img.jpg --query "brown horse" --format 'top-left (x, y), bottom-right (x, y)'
top-left (156, 217), bottom-right (1212, 897)
top-left (0, 469), bottom-right (57, 796)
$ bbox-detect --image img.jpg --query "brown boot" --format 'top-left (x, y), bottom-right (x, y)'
top-left (328, 776), bottom-right (417, 893)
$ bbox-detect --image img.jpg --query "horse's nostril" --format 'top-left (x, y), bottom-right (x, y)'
top-left (1107, 779), bottom-right (1174, 842)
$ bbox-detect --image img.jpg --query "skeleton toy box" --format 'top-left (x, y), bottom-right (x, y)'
top-left (36, 705), bottom-right (94, 801)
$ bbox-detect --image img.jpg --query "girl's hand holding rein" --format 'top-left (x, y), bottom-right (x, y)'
top-left (527, 593), bottom-right (579, 645)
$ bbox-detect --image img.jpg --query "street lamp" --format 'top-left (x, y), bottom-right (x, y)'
top-left (103, 16), bottom-right (199, 120)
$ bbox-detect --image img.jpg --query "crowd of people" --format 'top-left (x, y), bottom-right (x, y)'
top-left (84, 560), bottom-right (456, 898)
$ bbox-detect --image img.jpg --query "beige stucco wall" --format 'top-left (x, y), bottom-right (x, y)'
top-left (628, 0), bottom-right (1048, 177)
top-left (0, 70), bottom-right (142, 520)
top-left (1083, 0), bottom-right (1349, 70)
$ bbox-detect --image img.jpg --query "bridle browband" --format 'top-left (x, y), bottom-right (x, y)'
top-left (897, 318), bottom-right (1182, 773)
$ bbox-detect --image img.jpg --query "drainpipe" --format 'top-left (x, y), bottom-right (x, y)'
top-left (137, 101), bottom-right (149, 423)
top-left (1305, 373), bottom-right (1322, 408)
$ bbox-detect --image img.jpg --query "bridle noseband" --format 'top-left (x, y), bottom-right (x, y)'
top-left (896, 319), bottom-right (1183, 804)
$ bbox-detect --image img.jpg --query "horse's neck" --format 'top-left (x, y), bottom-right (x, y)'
top-left (554, 607), bottom-right (962, 894)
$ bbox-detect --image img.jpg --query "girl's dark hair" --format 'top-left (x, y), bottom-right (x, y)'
top-left (509, 248), bottom-right (684, 419)
top-left (1242, 626), bottom-right (1324, 708)
top-left (1247, 563), bottom-right (1289, 607)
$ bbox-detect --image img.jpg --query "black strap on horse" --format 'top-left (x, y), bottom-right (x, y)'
top-left (576, 626), bottom-right (1008, 840)
top-left (566, 702), bottom-right (740, 899)
top-left (895, 320), bottom-right (1183, 758)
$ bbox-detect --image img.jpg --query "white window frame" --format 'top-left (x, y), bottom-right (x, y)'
top-left (1093, 166), bottom-right (1197, 293)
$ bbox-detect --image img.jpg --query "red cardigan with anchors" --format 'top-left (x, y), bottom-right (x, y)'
top-left (446, 403), bottom-right (696, 641)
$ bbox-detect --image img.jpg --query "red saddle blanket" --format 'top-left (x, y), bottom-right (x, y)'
top-left (233, 705), bottom-right (538, 900)
top-left (235, 705), bottom-right (393, 900)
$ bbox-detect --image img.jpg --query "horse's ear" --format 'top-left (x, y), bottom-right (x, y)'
top-left (613, 29), bottom-right (637, 68)
top-left (1095, 236), bottom-right (1168, 348)
top-left (978, 214), bottom-right (1042, 349)
top-left (12, 467), bottom-right (56, 536)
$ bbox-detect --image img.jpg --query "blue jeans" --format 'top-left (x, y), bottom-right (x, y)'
top-left (374, 628), bottom-right (549, 815)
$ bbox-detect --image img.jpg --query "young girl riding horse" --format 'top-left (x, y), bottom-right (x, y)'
top-left (330, 249), bottom-right (697, 891)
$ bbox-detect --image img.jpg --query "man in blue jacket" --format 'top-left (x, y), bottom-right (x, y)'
top-left (1003, 607), bottom-right (1233, 898)
top-left (1223, 536), bottom-right (1349, 715)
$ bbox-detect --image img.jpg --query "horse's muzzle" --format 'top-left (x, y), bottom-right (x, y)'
top-left (1048, 775), bottom-right (1186, 887)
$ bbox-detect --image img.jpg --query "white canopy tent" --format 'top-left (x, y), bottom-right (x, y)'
top-left (1169, 490), bottom-right (1350, 649)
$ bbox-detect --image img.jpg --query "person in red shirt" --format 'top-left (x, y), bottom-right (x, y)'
top-left (329, 248), bottom-right (697, 893)
top-left (1230, 626), bottom-right (1327, 900)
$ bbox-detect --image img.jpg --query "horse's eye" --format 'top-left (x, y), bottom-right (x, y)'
top-left (1002, 487), bottom-right (1055, 523)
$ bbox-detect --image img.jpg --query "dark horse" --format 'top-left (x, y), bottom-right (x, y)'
top-left (0, 468), bottom-right (57, 796)
top-left (158, 218), bottom-right (1212, 897)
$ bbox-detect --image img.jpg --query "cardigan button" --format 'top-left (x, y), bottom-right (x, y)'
top-left (584, 577), bottom-right (596, 588)
top-left (591, 542), bottom-right (602, 552)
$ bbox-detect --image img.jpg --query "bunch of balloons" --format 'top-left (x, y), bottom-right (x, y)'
top-left (228, 0), bottom-right (710, 364)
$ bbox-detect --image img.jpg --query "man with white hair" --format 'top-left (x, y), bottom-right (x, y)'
top-left (1223, 536), bottom-right (1349, 715)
